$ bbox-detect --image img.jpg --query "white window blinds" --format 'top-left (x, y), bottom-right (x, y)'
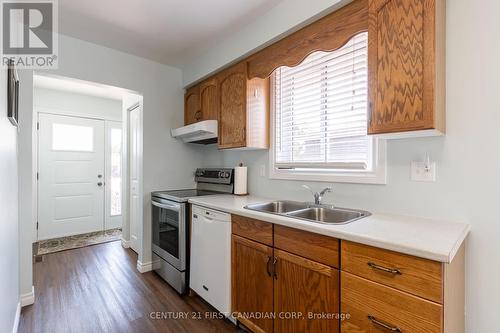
top-left (274, 32), bottom-right (370, 170)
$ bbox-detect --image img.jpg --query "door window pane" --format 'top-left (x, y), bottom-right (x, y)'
top-left (110, 128), bottom-right (122, 216)
top-left (52, 123), bottom-right (93, 151)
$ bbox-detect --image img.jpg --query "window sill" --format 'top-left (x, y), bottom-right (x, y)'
top-left (268, 140), bottom-right (387, 185)
top-left (268, 168), bottom-right (386, 184)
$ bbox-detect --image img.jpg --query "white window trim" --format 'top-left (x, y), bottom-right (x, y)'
top-left (268, 75), bottom-right (387, 185)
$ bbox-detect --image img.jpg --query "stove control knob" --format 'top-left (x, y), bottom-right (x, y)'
top-left (225, 172), bottom-right (231, 178)
top-left (219, 171), bottom-right (224, 178)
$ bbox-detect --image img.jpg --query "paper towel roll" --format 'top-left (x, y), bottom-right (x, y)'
top-left (234, 166), bottom-right (248, 195)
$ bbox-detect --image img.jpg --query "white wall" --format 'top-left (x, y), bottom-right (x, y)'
top-left (34, 87), bottom-right (122, 121)
top-left (18, 34), bottom-right (206, 297)
top-left (186, 0), bottom-right (500, 331)
top-left (0, 70), bottom-right (20, 331)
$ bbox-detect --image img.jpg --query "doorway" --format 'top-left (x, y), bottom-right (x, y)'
top-left (34, 74), bottom-right (143, 255)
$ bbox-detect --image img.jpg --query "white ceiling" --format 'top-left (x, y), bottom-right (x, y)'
top-left (34, 74), bottom-right (132, 100)
top-left (59, 0), bottom-right (282, 66)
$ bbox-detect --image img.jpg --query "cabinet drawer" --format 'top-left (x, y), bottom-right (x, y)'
top-left (341, 272), bottom-right (442, 333)
top-left (274, 225), bottom-right (339, 268)
top-left (232, 215), bottom-right (273, 246)
top-left (341, 241), bottom-right (442, 303)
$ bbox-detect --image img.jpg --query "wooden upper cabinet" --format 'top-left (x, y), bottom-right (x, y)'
top-left (274, 249), bottom-right (340, 333)
top-left (184, 85), bottom-right (200, 125)
top-left (199, 78), bottom-right (219, 121)
top-left (217, 62), bottom-right (269, 150)
top-left (232, 235), bottom-right (274, 333)
top-left (368, 0), bottom-right (445, 136)
top-left (247, 0), bottom-right (368, 79)
top-left (218, 62), bottom-right (248, 149)
top-left (184, 79), bottom-right (218, 126)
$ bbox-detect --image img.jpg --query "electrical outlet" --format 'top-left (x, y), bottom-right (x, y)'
top-left (411, 161), bottom-right (436, 182)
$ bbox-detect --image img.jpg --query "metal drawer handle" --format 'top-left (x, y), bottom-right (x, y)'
top-left (368, 315), bottom-right (402, 332)
top-left (272, 257), bottom-right (278, 279)
top-left (266, 256), bottom-right (272, 277)
top-left (368, 262), bottom-right (402, 275)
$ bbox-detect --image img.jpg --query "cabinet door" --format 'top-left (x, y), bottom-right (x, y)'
top-left (184, 85), bottom-right (201, 125)
top-left (368, 0), bottom-right (436, 134)
top-left (246, 77), bottom-right (270, 149)
top-left (199, 78), bottom-right (219, 121)
top-left (232, 235), bottom-right (274, 333)
top-left (218, 62), bottom-right (247, 149)
top-left (274, 249), bottom-right (340, 333)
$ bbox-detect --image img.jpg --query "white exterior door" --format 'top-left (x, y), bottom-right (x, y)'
top-left (129, 105), bottom-right (141, 253)
top-left (38, 113), bottom-right (105, 240)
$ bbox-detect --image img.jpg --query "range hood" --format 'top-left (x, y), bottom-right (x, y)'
top-left (171, 120), bottom-right (218, 144)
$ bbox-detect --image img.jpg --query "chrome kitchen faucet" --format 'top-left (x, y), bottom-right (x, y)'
top-left (302, 185), bottom-right (333, 205)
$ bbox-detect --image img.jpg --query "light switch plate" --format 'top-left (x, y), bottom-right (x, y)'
top-left (259, 164), bottom-right (266, 177)
top-left (411, 161), bottom-right (436, 182)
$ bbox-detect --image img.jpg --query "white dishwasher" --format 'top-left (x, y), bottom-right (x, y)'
top-left (190, 205), bottom-right (231, 316)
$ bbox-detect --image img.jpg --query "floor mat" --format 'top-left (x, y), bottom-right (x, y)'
top-left (36, 228), bottom-right (122, 255)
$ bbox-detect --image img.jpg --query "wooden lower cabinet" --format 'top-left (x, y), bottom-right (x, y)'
top-left (341, 240), bottom-right (442, 303)
top-left (341, 271), bottom-right (442, 333)
top-left (274, 249), bottom-right (339, 333)
top-left (232, 232), bottom-right (340, 332)
top-left (232, 215), bottom-right (273, 246)
top-left (232, 235), bottom-right (274, 333)
top-left (231, 217), bottom-right (464, 333)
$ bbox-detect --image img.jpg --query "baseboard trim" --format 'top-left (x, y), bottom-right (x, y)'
top-left (136, 260), bottom-right (153, 273)
top-left (121, 238), bottom-right (130, 248)
top-left (20, 286), bottom-right (35, 307)
top-left (12, 302), bottom-right (20, 333)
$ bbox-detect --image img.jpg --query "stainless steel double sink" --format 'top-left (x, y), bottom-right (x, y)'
top-left (244, 200), bottom-right (370, 225)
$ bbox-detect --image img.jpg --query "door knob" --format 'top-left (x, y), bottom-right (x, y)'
top-left (97, 182), bottom-right (103, 186)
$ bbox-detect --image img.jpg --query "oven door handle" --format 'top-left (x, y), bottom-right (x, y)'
top-left (152, 200), bottom-right (181, 212)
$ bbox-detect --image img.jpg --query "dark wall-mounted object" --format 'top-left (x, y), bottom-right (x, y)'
top-left (7, 59), bottom-right (19, 127)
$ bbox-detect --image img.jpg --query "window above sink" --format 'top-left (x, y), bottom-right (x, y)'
top-left (269, 33), bottom-right (386, 184)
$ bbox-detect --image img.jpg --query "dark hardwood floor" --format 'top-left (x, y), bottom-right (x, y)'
top-left (19, 241), bottom-right (238, 333)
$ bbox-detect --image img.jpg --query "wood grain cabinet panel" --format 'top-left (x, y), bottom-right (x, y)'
top-left (246, 0), bottom-right (368, 79)
top-left (217, 62), bottom-right (270, 150)
top-left (232, 215), bottom-right (273, 246)
top-left (341, 240), bottom-right (443, 303)
top-left (184, 85), bottom-right (200, 125)
top-left (368, 0), bottom-right (445, 135)
top-left (341, 272), bottom-right (442, 333)
top-left (232, 235), bottom-right (274, 333)
top-left (274, 249), bottom-right (339, 333)
top-left (230, 216), bottom-right (464, 333)
top-left (274, 225), bottom-right (339, 268)
top-left (246, 77), bottom-right (270, 149)
top-left (218, 62), bottom-right (248, 149)
top-left (199, 78), bottom-right (219, 121)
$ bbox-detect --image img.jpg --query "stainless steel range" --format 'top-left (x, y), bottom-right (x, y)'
top-left (151, 168), bottom-right (234, 294)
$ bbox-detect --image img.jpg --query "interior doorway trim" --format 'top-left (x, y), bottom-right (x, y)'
top-left (126, 102), bottom-right (143, 255)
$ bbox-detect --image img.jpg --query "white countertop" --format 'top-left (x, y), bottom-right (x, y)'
top-left (188, 195), bottom-right (470, 263)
